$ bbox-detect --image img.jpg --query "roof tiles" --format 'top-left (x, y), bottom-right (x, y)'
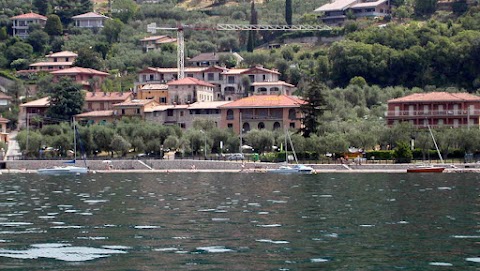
top-left (220, 95), bottom-right (305, 108)
top-left (388, 92), bottom-right (480, 103)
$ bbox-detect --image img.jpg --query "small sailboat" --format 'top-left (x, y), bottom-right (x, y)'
top-left (38, 117), bottom-right (88, 175)
top-left (267, 128), bottom-right (313, 174)
top-left (407, 122), bottom-right (445, 173)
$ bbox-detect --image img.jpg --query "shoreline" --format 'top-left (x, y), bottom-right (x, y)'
top-left (2, 166), bottom-right (480, 174)
top-left (2, 159), bottom-right (480, 174)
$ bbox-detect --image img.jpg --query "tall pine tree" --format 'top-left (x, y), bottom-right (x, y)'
top-left (247, 0), bottom-right (258, 52)
top-left (285, 0), bottom-right (292, 26)
top-left (300, 79), bottom-right (328, 137)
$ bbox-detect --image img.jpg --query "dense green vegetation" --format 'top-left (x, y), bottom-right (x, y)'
top-left (1, 0), bottom-right (480, 161)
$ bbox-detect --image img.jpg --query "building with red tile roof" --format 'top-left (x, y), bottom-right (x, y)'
top-left (167, 77), bottom-right (215, 105)
top-left (133, 65), bottom-right (284, 101)
top-left (20, 51), bottom-right (78, 74)
top-left (72, 12), bottom-right (110, 28)
top-left (18, 97), bottom-right (50, 128)
top-left (51, 67), bottom-right (110, 91)
top-left (11, 12), bottom-right (47, 38)
top-left (386, 92), bottom-right (480, 128)
top-left (140, 35), bottom-right (177, 52)
top-left (219, 95), bottom-right (305, 134)
top-left (113, 99), bottom-right (160, 119)
top-left (84, 91), bottom-right (133, 112)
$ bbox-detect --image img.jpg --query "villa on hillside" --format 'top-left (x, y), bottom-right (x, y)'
top-left (18, 97), bottom-right (50, 128)
top-left (72, 12), bottom-right (110, 28)
top-left (11, 12), bottom-right (47, 38)
top-left (50, 67), bottom-right (110, 92)
top-left (167, 77), bottom-right (215, 105)
top-left (144, 101), bottom-right (230, 129)
top-left (187, 52), bottom-right (244, 67)
top-left (134, 65), bottom-right (286, 102)
top-left (140, 35), bottom-right (177, 52)
top-left (20, 51), bottom-right (78, 74)
top-left (386, 92), bottom-right (480, 128)
top-left (84, 91), bottom-right (133, 112)
top-left (219, 95), bottom-right (305, 135)
top-left (315, 0), bottom-right (391, 25)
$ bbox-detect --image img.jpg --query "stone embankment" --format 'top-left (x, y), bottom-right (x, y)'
top-left (2, 159), bottom-right (480, 173)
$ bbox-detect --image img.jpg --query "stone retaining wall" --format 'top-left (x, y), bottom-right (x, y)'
top-left (5, 159), bottom-right (465, 171)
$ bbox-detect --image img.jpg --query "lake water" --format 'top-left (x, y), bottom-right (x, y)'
top-left (0, 172), bottom-right (479, 270)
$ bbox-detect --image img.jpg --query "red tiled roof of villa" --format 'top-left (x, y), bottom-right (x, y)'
top-left (50, 67), bottom-right (110, 76)
top-left (19, 97), bottom-right (50, 107)
top-left (85, 92), bottom-right (132, 102)
top-left (220, 95), bottom-right (305, 108)
top-left (72, 12), bottom-right (109, 19)
top-left (76, 110), bottom-right (114, 117)
top-left (388, 92), bottom-right (480, 103)
top-left (167, 77), bottom-right (215, 87)
top-left (46, 51), bottom-right (78, 58)
top-left (11, 12), bottom-right (47, 20)
top-left (113, 99), bottom-right (157, 107)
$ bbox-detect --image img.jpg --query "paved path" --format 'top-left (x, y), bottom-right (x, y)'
top-left (5, 131), bottom-right (22, 160)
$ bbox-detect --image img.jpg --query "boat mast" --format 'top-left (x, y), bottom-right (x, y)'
top-left (286, 128), bottom-right (298, 164)
top-left (427, 122), bottom-right (444, 164)
top-left (73, 117), bottom-right (77, 162)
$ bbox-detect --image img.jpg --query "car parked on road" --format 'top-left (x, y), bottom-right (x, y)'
top-left (227, 153), bottom-right (244, 160)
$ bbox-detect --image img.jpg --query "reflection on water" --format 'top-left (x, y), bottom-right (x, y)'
top-left (0, 172), bottom-right (479, 270)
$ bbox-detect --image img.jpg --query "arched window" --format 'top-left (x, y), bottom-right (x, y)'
top-left (270, 87), bottom-right (279, 93)
top-left (273, 122), bottom-right (281, 130)
top-left (227, 109), bottom-right (234, 120)
top-left (258, 122), bottom-right (265, 129)
top-left (258, 87), bottom-right (267, 94)
top-left (243, 122), bottom-right (250, 132)
top-left (288, 109), bottom-right (296, 120)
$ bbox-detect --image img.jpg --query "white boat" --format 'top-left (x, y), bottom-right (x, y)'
top-left (266, 128), bottom-right (314, 174)
top-left (267, 164), bottom-right (314, 174)
top-left (38, 117), bottom-right (88, 175)
top-left (37, 165), bottom-right (88, 175)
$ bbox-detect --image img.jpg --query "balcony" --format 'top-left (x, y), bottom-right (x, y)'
top-left (386, 109), bottom-right (480, 118)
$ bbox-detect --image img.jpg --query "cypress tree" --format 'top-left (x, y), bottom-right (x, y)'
top-left (247, 1), bottom-right (258, 52)
top-left (285, 0), bottom-right (292, 26)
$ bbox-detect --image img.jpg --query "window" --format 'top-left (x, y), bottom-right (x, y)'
top-left (258, 122), bottom-right (265, 129)
top-left (208, 73), bottom-right (214, 81)
top-left (180, 111), bottom-right (184, 117)
top-left (121, 109), bottom-right (125, 115)
top-left (227, 109), bottom-right (234, 120)
top-left (243, 122), bottom-right (250, 132)
top-left (228, 123), bottom-right (233, 129)
top-left (273, 122), bottom-right (281, 130)
top-left (228, 76), bottom-right (235, 84)
top-left (290, 122), bottom-right (295, 128)
top-left (149, 74), bottom-right (154, 81)
top-left (288, 109), bottom-right (296, 120)
top-left (136, 108), bottom-right (141, 114)
top-left (167, 109), bottom-right (173, 116)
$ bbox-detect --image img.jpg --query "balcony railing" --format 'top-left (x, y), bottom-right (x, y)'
top-left (386, 109), bottom-right (480, 118)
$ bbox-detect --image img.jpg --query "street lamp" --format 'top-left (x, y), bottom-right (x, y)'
top-left (200, 130), bottom-right (207, 159)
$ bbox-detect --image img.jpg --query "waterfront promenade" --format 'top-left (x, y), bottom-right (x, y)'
top-left (2, 159), bottom-right (480, 174)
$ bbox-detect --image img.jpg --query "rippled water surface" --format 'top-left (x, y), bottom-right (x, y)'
top-left (0, 172), bottom-right (479, 270)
